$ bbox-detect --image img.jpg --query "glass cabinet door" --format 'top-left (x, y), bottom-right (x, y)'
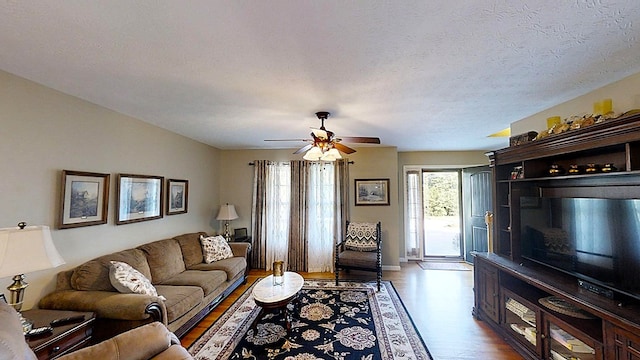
top-left (547, 321), bottom-right (601, 360)
top-left (503, 291), bottom-right (538, 352)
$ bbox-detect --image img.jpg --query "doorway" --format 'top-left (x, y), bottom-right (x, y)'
top-left (423, 171), bottom-right (462, 258)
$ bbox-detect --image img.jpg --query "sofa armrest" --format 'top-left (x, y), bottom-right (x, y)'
top-left (39, 290), bottom-right (167, 323)
top-left (229, 242), bottom-right (251, 258)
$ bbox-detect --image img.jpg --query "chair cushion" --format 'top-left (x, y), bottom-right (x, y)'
top-left (0, 301), bottom-right (37, 360)
top-left (345, 222), bottom-right (378, 251)
top-left (338, 250), bottom-right (378, 268)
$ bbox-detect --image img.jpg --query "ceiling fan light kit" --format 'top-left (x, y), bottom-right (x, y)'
top-left (265, 111), bottom-right (381, 161)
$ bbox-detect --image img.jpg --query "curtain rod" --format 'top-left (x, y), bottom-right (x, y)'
top-left (248, 161), bottom-right (354, 165)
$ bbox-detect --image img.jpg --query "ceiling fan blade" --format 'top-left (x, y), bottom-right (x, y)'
top-left (264, 139), bottom-right (309, 142)
top-left (334, 142), bottom-right (356, 154)
top-left (294, 144), bottom-right (313, 154)
top-left (338, 136), bottom-right (381, 144)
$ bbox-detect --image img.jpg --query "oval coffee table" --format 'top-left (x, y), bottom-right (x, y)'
top-left (251, 271), bottom-right (304, 333)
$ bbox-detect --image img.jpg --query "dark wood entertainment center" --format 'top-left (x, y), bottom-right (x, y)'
top-left (473, 112), bottom-right (640, 360)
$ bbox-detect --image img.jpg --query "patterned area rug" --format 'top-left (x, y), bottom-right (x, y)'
top-left (417, 261), bottom-right (472, 271)
top-left (188, 279), bottom-right (433, 359)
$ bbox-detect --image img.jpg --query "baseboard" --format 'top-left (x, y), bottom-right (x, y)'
top-left (383, 265), bottom-right (401, 271)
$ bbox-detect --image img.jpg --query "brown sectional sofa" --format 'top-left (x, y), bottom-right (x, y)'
top-left (38, 232), bottom-right (250, 342)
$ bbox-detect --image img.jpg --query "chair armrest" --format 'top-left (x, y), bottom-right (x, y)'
top-left (39, 290), bottom-right (166, 323)
top-left (57, 322), bottom-right (187, 360)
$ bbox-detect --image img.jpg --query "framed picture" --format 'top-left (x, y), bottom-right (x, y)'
top-left (116, 174), bottom-right (164, 225)
top-left (0, 294), bottom-right (6, 303)
top-left (355, 178), bottom-right (390, 206)
top-left (59, 170), bottom-right (110, 229)
top-left (166, 179), bottom-right (188, 215)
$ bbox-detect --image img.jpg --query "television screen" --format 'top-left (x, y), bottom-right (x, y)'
top-left (520, 196), bottom-right (640, 300)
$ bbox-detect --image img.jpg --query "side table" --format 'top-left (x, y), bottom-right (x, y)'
top-left (22, 309), bottom-right (95, 360)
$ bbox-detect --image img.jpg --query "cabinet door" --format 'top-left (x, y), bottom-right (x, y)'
top-left (605, 321), bottom-right (640, 360)
top-left (477, 260), bottom-right (500, 323)
top-left (545, 316), bottom-right (602, 360)
top-left (502, 289), bottom-right (541, 356)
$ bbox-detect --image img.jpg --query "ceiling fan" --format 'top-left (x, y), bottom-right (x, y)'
top-left (265, 111), bottom-right (381, 161)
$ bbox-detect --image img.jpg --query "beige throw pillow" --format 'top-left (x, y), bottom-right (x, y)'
top-left (109, 261), bottom-right (165, 300)
top-left (200, 235), bottom-right (234, 263)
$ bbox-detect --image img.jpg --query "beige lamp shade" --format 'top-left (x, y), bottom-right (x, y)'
top-left (216, 204), bottom-right (239, 221)
top-left (0, 225), bottom-right (65, 278)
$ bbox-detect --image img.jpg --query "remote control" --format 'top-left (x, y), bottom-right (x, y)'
top-left (50, 315), bottom-right (85, 327)
top-left (26, 326), bottom-right (53, 337)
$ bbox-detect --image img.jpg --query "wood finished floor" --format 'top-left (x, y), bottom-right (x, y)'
top-left (181, 262), bottom-right (524, 360)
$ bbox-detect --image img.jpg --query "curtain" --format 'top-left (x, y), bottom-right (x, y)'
top-left (288, 161), bottom-right (308, 272)
top-left (252, 159), bottom-right (350, 272)
top-left (306, 162), bottom-right (336, 272)
top-left (334, 158), bottom-right (350, 251)
top-left (251, 160), bottom-right (268, 269)
top-left (251, 160), bottom-right (291, 270)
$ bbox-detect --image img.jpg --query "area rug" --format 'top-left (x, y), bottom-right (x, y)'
top-left (188, 279), bottom-right (433, 359)
top-left (417, 261), bottom-right (472, 271)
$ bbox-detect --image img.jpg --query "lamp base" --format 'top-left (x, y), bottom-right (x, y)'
top-left (17, 312), bottom-right (33, 334)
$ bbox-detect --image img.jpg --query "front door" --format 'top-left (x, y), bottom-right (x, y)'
top-left (462, 166), bottom-right (492, 262)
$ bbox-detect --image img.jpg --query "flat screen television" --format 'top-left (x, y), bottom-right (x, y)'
top-left (520, 196), bottom-right (640, 301)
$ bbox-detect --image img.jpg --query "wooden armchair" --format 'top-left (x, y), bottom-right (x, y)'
top-left (335, 221), bottom-right (382, 291)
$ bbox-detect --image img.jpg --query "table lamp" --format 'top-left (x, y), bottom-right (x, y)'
top-left (0, 222), bottom-right (65, 332)
top-left (216, 204), bottom-right (238, 241)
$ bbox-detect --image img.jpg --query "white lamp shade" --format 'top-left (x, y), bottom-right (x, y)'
top-left (216, 204), bottom-right (239, 221)
top-left (321, 148), bottom-right (342, 161)
top-left (0, 225), bottom-right (65, 278)
top-left (303, 146), bottom-right (323, 161)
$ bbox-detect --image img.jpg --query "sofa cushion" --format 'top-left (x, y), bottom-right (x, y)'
top-left (189, 257), bottom-right (246, 280)
top-left (160, 270), bottom-right (226, 296)
top-left (200, 235), bottom-right (234, 263)
top-left (155, 285), bottom-right (204, 323)
top-left (109, 261), bottom-right (166, 300)
top-left (173, 232), bottom-right (208, 268)
top-left (71, 249), bottom-right (152, 291)
top-left (138, 239), bottom-right (186, 284)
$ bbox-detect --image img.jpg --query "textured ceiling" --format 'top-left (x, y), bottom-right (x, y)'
top-left (2, 1), bottom-right (640, 151)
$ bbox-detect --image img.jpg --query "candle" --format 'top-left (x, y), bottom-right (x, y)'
top-left (602, 98), bottom-right (612, 114)
top-left (593, 101), bottom-right (603, 116)
top-left (547, 116), bottom-right (561, 129)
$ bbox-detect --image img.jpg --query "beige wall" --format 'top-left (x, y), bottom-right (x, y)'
top-left (0, 70), bottom-right (221, 308)
top-left (219, 147), bottom-right (401, 268)
top-left (512, 72), bottom-right (640, 135)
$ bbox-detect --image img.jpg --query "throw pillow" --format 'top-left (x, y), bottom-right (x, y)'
top-left (200, 235), bottom-right (234, 263)
top-left (345, 222), bottom-right (378, 251)
top-left (109, 261), bottom-right (166, 300)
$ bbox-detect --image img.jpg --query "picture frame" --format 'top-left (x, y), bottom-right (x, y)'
top-left (166, 179), bottom-right (188, 215)
top-left (355, 178), bottom-right (390, 206)
top-left (116, 174), bottom-right (164, 225)
top-left (59, 170), bottom-right (110, 229)
top-left (0, 294), bottom-right (6, 303)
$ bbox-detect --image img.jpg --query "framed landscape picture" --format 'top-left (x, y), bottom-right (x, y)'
top-left (355, 178), bottom-right (390, 206)
top-left (116, 174), bottom-right (164, 225)
top-left (167, 179), bottom-right (188, 215)
top-left (59, 170), bottom-right (110, 229)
